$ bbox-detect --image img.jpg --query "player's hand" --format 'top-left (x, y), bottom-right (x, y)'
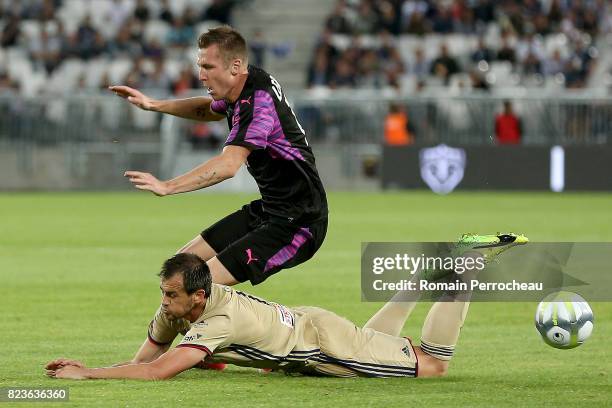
top-left (124, 171), bottom-right (170, 196)
top-left (108, 85), bottom-right (155, 111)
top-left (45, 358), bottom-right (86, 370)
top-left (48, 365), bottom-right (89, 380)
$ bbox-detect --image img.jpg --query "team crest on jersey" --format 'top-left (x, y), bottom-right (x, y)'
top-left (419, 144), bottom-right (466, 194)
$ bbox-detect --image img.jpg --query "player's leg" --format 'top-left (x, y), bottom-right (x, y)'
top-left (362, 266), bottom-right (428, 336)
top-left (417, 233), bottom-right (529, 371)
top-left (302, 307), bottom-right (417, 378)
top-left (362, 242), bottom-right (460, 335)
top-left (362, 290), bottom-right (420, 337)
top-left (176, 201), bottom-right (262, 279)
top-left (416, 295), bottom-right (471, 377)
top-left (176, 235), bottom-right (217, 261)
top-left (364, 233), bottom-right (528, 337)
top-left (206, 256), bottom-right (240, 286)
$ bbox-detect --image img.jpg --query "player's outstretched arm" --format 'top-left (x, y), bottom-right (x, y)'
top-left (47, 347), bottom-right (207, 380)
top-left (108, 85), bottom-right (225, 122)
top-left (111, 338), bottom-right (172, 367)
top-left (124, 145), bottom-right (251, 196)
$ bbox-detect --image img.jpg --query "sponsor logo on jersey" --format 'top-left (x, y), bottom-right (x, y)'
top-left (183, 333), bottom-right (203, 342)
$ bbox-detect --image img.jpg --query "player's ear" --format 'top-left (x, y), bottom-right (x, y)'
top-left (194, 289), bottom-right (207, 303)
top-left (230, 58), bottom-right (243, 75)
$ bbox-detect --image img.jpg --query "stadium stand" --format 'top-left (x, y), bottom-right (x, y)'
top-left (0, 0), bottom-right (241, 97)
top-left (306, 0), bottom-right (612, 94)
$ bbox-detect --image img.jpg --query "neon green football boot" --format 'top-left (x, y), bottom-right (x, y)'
top-left (453, 232), bottom-right (529, 264)
top-left (419, 233), bottom-right (528, 281)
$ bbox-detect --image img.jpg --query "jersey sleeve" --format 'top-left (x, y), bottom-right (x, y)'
top-left (175, 315), bottom-right (231, 356)
top-left (148, 307), bottom-right (180, 346)
top-left (224, 90), bottom-right (276, 150)
top-left (210, 99), bottom-right (227, 114)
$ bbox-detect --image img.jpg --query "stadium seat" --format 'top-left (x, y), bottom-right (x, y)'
top-left (484, 23), bottom-right (501, 47)
top-left (167, 0), bottom-right (188, 16)
top-left (6, 54), bottom-right (33, 83)
top-left (84, 57), bottom-right (111, 88)
top-left (448, 73), bottom-right (472, 90)
top-left (446, 34), bottom-right (475, 57)
top-left (163, 58), bottom-right (184, 81)
top-left (400, 73), bottom-right (417, 94)
top-left (21, 71), bottom-right (47, 97)
top-left (108, 58), bottom-right (134, 84)
top-left (488, 62), bottom-right (514, 87)
top-left (130, 103), bottom-right (158, 129)
top-left (20, 20), bottom-right (42, 42)
top-left (56, 58), bottom-right (85, 89)
top-left (144, 20), bottom-right (171, 44)
top-left (58, 0), bottom-right (88, 29)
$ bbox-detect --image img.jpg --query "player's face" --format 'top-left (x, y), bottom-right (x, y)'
top-left (159, 275), bottom-right (196, 321)
top-left (197, 45), bottom-right (237, 101)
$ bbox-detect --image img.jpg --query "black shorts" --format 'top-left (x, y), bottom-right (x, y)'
top-left (201, 200), bottom-right (327, 285)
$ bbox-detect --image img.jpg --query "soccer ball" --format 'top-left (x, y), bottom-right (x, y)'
top-left (535, 291), bottom-right (594, 349)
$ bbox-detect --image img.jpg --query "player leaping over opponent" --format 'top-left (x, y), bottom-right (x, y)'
top-left (46, 233), bottom-right (527, 380)
top-left (109, 26), bottom-right (328, 288)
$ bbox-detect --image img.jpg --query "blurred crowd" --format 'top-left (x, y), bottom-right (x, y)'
top-left (0, 0), bottom-right (240, 96)
top-left (307, 0), bottom-right (612, 91)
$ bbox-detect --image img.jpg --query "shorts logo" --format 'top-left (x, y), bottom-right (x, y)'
top-left (402, 345), bottom-right (411, 358)
top-left (240, 96), bottom-right (251, 105)
top-left (246, 248), bottom-right (259, 264)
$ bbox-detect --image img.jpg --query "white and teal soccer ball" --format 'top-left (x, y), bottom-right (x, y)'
top-left (535, 291), bottom-right (594, 349)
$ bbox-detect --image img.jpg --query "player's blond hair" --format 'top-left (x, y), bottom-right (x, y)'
top-left (197, 25), bottom-right (248, 66)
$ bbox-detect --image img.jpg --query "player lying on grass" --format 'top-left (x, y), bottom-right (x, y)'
top-left (46, 234), bottom-right (527, 380)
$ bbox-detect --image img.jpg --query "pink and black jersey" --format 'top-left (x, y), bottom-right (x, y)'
top-left (210, 66), bottom-right (328, 224)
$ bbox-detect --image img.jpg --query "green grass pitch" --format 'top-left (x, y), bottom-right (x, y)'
top-left (1, 191), bottom-right (611, 407)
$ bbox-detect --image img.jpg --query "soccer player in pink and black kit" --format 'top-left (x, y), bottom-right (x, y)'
top-left (109, 26), bottom-right (328, 290)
